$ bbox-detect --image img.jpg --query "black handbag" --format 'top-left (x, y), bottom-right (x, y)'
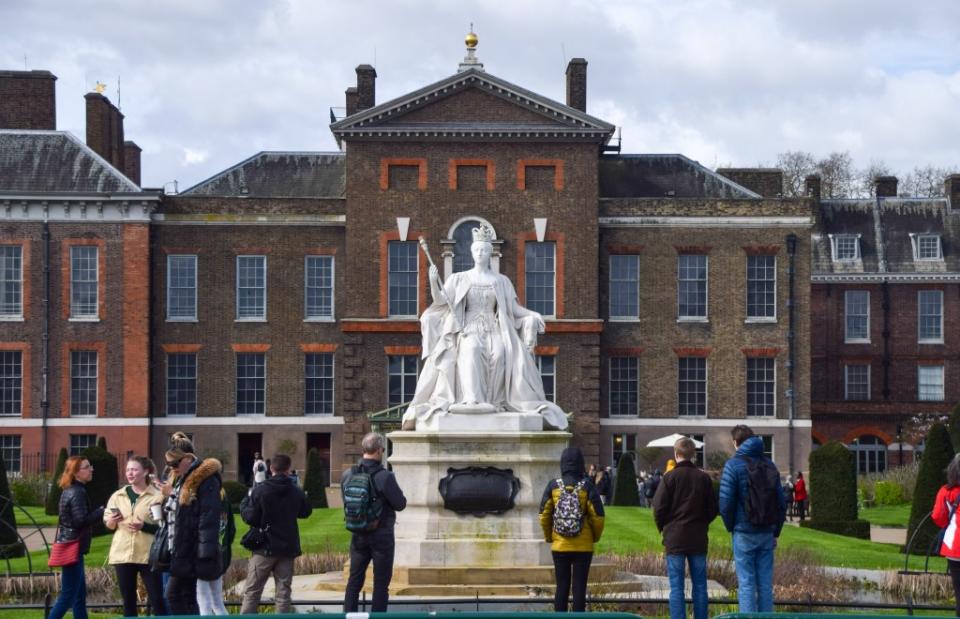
top-left (149, 524), bottom-right (170, 572)
top-left (240, 495), bottom-right (270, 552)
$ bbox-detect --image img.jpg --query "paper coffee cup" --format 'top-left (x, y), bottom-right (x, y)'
top-left (150, 504), bottom-right (163, 521)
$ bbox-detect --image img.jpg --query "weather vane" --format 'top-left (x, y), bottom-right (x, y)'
top-left (94, 81), bottom-right (107, 94)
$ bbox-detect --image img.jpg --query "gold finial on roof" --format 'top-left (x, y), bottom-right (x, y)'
top-left (94, 81), bottom-right (107, 94)
top-left (465, 24), bottom-right (478, 49)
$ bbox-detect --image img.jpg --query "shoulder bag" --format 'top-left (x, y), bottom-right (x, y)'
top-left (240, 494), bottom-right (271, 552)
top-left (47, 527), bottom-right (80, 568)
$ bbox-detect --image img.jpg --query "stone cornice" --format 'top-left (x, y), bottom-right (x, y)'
top-left (0, 193), bottom-right (159, 222)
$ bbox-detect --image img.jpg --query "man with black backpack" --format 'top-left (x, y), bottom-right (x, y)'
top-left (719, 425), bottom-right (786, 613)
top-left (341, 432), bottom-right (407, 613)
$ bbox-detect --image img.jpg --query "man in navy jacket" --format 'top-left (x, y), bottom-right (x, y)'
top-left (719, 425), bottom-right (786, 613)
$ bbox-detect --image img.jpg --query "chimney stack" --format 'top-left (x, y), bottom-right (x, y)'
top-left (0, 70), bottom-right (57, 130)
top-left (345, 86), bottom-right (358, 117)
top-left (716, 168), bottom-right (783, 197)
top-left (805, 175), bottom-right (821, 201)
top-left (946, 174), bottom-right (960, 211)
top-left (565, 58), bottom-right (587, 112)
top-left (356, 65), bottom-right (377, 112)
top-left (85, 92), bottom-right (125, 172)
top-left (123, 141), bottom-right (142, 186)
top-left (875, 175), bottom-right (898, 198)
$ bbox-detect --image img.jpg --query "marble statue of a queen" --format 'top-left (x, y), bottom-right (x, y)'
top-left (401, 224), bottom-right (568, 431)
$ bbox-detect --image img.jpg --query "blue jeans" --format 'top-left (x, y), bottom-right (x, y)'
top-left (49, 555), bottom-right (87, 619)
top-left (732, 531), bottom-right (775, 612)
top-left (666, 553), bottom-right (708, 619)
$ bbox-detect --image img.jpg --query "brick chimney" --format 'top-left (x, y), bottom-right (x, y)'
top-left (805, 175), bottom-right (821, 201)
top-left (356, 65), bottom-right (376, 112)
top-left (123, 141), bottom-right (142, 187)
top-left (946, 174), bottom-right (960, 210)
top-left (716, 168), bottom-right (783, 198)
top-left (85, 92), bottom-right (125, 171)
top-left (875, 175), bottom-right (898, 197)
top-left (0, 70), bottom-right (57, 130)
top-left (565, 58), bottom-right (587, 112)
top-left (345, 86), bottom-right (358, 117)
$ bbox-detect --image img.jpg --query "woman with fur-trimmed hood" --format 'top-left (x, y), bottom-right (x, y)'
top-left (159, 432), bottom-right (223, 615)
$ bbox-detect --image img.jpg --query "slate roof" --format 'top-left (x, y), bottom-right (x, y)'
top-left (0, 130), bottom-right (140, 193)
top-left (599, 154), bottom-right (761, 199)
top-left (330, 67), bottom-right (615, 142)
top-left (813, 198), bottom-right (960, 278)
top-left (181, 152), bottom-right (345, 198)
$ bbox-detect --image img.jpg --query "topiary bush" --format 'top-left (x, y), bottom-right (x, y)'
top-left (0, 454), bottom-right (24, 558)
top-left (303, 448), bottom-right (328, 508)
top-left (80, 445), bottom-right (118, 536)
top-left (906, 423), bottom-right (955, 554)
top-left (612, 453), bottom-right (640, 506)
top-left (805, 440), bottom-right (870, 539)
top-left (873, 480), bottom-right (905, 506)
top-left (222, 480), bottom-right (249, 506)
top-left (45, 448), bottom-right (69, 516)
top-left (96, 436), bottom-right (107, 451)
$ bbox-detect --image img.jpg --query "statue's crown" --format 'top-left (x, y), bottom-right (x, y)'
top-left (471, 224), bottom-right (495, 243)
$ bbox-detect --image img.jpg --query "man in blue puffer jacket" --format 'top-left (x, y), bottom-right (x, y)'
top-left (719, 424), bottom-right (786, 613)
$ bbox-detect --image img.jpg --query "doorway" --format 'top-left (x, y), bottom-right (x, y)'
top-left (306, 433), bottom-right (331, 487)
top-left (237, 433), bottom-right (263, 486)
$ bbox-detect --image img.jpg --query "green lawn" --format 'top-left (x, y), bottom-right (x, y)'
top-left (5, 506), bottom-right (942, 575)
top-left (17, 505), bottom-right (58, 527)
top-left (861, 504), bottom-right (912, 528)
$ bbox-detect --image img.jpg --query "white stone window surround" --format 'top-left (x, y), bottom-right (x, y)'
top-left (844, 290), bottom-right (871, 344)
top-left (0, 245), bottom-right (23, 320)
top-left (70, 245), bottom-right (99, 319)
top-left (304, 255), bottom-right (335, 321)
top-left (677, 254), bottom-right (709, 322)
top-left (828, 233), bottom-right (861, 262)
top-left (609, 254), bottom-right (641, 321)
top-left (442, 216), bottom-right (501, 277)
top-left (918, 290), bottom-right (944, 344)
top-left (745, 254), bottom-right (777, 322)
top-left (235, 255), bottom-right (267, 322)
top-left (166, 254), bottom-right (198, 322)
top-left (909, 233), bottom-right (943, 262)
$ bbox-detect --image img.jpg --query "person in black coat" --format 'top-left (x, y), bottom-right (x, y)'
top-left (159, 433), bottom-right (222, 615)
top-left (239, 454), bottom-right (312, 614)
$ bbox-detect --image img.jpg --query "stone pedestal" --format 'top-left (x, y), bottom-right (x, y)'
top-left (387, 426), bottom-right (570, 569)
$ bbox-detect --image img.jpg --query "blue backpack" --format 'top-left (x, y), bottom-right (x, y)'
top-left (343, 466), bottom-right (384, 532)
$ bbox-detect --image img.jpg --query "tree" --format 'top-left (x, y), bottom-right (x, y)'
top-left (303, 448), bottom-right (328, 508)
top-left (801, 441), bottom-right (870, 538)
top-left (81, 445), bottom-right (118, 536)
top-left (858, 160), bottom-right (894, 198)
top-left (906, 423), bottom-right (955, 554)
top-left (903, 165), bottom-right (950, 198)
top-left (612, 453), bottom-right (640, 506)
top-left (634, 447), bottom-right (662, 472)
top-left (816, 151), bottom-right (856, 198)
top-left (45, 448), bottom-right (68, 516)
top-left (776, 151), bottom-right (817, 197)
top-left (0, 454), bottom-right (24, 558)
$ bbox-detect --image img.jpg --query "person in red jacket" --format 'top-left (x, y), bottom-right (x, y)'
top-left (932, 454), bottom-right (960, 616)
top-left (793, 472), bottom-right (808, 521)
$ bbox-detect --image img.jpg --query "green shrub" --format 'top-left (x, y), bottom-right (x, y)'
top-left (96, 436), bottom-right (107, 451)
top-left (873, 480), bottom-right (905, 505)
top-left (906, 423), bottom-right (955, 554)
top-left (706, 450), bottom-right (731, 472)
top-left (612, 453), bottom-right (640, 506)
top-left (9, 474), bottom-right (48, 507)
top-left (634, 447), bottom-right (662, 471)
top-left (949, 401), bottom-right (960, 453)
top-left (808, 440), bottom-right (870, 539)
top-left (223, 480), bottom-right (248, 506)
top-left (45, 448), bottom-right (68, 516)
top-left (0, 454), bottom-right (24, 558)
top-left (80, 445), bottom-right (118, 536)
top-left (800, 519), bottom-right (871, 539)
top-left (303, 448), bottom-right (328, 508)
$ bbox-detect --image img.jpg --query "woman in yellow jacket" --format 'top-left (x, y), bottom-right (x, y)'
top-left (104, 456), bottom-right (166, 617)
top-left (539, 446), bottom-right (605, 612)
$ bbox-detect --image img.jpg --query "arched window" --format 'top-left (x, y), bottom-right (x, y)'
top-left (850, 434), bottom-right (886, 474)
top-left (452, 220), bottom-right (478, 273)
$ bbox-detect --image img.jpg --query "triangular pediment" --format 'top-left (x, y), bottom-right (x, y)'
top-left (330, 68), bottom-right (614, 142)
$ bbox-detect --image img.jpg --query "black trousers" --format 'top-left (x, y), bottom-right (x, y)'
top-left (115, 563), bottom-right (166, 617)
top-left (552, 551), bottom-right (593, 612)
top-left (343, 528), bottom-right (395, 612)
top-left (797, 499), bottom-right (807, 521)
top-left (948, 560), bottom-right (960, 617)
top-left (164, 575), bottom-right (198, 616)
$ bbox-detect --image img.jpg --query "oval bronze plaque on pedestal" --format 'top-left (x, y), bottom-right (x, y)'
top-left (438, 466), bottom-right (521, 517)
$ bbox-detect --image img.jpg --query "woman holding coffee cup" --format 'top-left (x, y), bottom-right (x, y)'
top-left (104, 456), bottom-right (167, 617)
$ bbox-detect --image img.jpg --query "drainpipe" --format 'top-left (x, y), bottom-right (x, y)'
top-left (40, 219), bottom-right (50, 470)
top-left (881, 281), bottom-right (891, 400)
top-left (786, 234), bottom-right (798, 475)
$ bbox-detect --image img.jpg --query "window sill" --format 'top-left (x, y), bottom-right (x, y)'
top-left (235, 413), bottom-right (266, 416)
top-left (745, 318), bottom-right (777, 324)
top-left (166, 318), bottom-right (199, 323)
top-left (304, 318), bottom-right (336, 323)
top-left (69, 414), bottom-right (97, 418)
top-left (387, 315), bottom-right (419, 320)
top-left (0, 316), bottom-right (24, 322)
top-left (305, 413), bottom-right (335, 417)
top-left (235, 318), bottom-right (267, 323)
top-left (69, 317), bottom-right (100, 323)
top-left (608, 317), bottom-right (641, 323)
top-left (918, 339), bottom-right (944, 345)
top-left (844, 339), bottom-right (871, 345)
top-left (677, 415), bottom-right (708, 419)
top-left (918, 398), bottom-right (945, 403)
top-left (677, 317), bottom-right (709, 323)
top-left (165, 414), bottom-right (197, 418)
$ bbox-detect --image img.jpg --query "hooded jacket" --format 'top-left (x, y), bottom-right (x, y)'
top-left (169, 457), bottom-right (223, 580)
top-left (538, 447), bottom-right (605, 553)
top-left (241, 474), bottom-right (312, 557)
top-left (56, 482), bottom-right (104, 555)
top-left (718, 436), bottom-right (786, 536)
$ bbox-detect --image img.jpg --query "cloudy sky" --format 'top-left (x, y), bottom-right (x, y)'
top-left (3, 0), bottom-right (959, 189)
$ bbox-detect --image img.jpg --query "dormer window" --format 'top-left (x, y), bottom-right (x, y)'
top-left (829, 234), bottom-right (861, 262)
top-left (910, 234), bottom-right (943, 261)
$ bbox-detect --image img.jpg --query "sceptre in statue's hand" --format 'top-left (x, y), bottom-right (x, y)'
top-left (418, 236), bottom-right (454, 311)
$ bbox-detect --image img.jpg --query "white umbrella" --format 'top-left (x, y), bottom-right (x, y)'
top-left (646, 433), bottom-right (704, 448)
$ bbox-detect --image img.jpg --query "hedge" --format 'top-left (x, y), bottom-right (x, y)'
top-left (808, 440), bottom-right (870, 539)
top-left (612, 453), bottom-right (640, 506)
top-left (303, 448), bottom-right (328, 508)
top-left (906, 423), bottom-right (955, 554)
top-left (0, 454), bottom-right (24, 558)
top-left (873, 480), bottom-right (905, 506)
top-left (44, 448), bottom-right (69, 516)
